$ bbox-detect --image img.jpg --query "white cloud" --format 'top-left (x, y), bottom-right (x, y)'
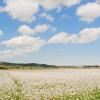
top-left (18, 24), bottom-right (50, 36)
top-left (2, 35), bottom-right (45, 48)
top-left (0, 24), bottom-right (48, 56)
top-left (77, 28), bottom-right (100, 43)
top-left (0, 0), bottom-right (39, 22)
top-left (77, 2), bottom-right (100, 23)
top-left (0, 24), bottom-right (50, 56)
top-left (40, 0), bottom-right (62, 11)
top-left (48, 32), bottom-right (77, 44)
top-left (0, 0), bottom-right (81, 22)
top-left (41, 13), bottom-right (54, 22)
top-left (34, 24), bottom-right (50, 33)
top-left (0, 48), bottom-right (37, 57)
top-left (1, 27), bottom-right (100, 57)
top-left (56, 7), bottom-right (62, 13)
top-left (63, 0), bottom-right (80, 7)
top-left (0, 30), bottom-right (3, 36)
top-left (48, 27), bottom-right (100, 44)
top-left (18, 25), bottom-right (34, 36)
top-left (41, 0), bottom-right (80, 10)
top-left (2, 35), bottom-right (45, 56)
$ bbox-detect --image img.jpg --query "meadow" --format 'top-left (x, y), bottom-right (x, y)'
top-left (0, 69), bottom-right (100, 100)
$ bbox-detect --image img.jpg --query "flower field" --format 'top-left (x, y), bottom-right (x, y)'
top-left (0, 69), bottom-right (100, 100)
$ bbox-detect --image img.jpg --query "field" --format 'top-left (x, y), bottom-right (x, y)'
top-left (0, 69), bottom-right (100, 100)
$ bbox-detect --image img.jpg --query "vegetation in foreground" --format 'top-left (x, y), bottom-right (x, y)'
top-left (0, 69), bottom-right (100, 100)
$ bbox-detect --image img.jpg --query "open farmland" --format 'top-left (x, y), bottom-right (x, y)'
top-left (0, 69), bottom-right (100, 100)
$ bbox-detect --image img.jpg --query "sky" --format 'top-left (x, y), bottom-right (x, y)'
top-left (0, 0), bottom-right (100, 65)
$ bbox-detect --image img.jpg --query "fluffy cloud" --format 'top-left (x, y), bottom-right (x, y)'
top-left (41, 13), bottom-right (54, 22)
top-left (0, 0), bottom-right (81, 22)
top-left (0, 0), bottom-right (39, 22)
top-left (18, 25), bottom-right (34, 35)
top-left (77, 2), bottom-right (100, 23)
top-left (0, 48), bottom-right (36, 57)
top-left (34, 24), bottom-right (50, 33)
top-left (0, 23), bottom-right (48, 56)
top-left (40, 0), bottom-right (61, 11)
top-left (18, 24), bottom-right (49, 36)
top-left (63, 0), bottom-right (80, 7)
top-left (48, 32), bottom-right (77, 44)
top-left (1, 27), bottom-right (100, 57)
top-left (48, 27), bottom-right (100, 44)
top-left (2, 35), bottom-right (44, 48)
top-left (0, 23), bottom-right (51, 56)
top-left (41, 0), bottom-right (80, 10)
top-left (77, 28), bottom-right (100, 43)
top-left (0, 30), bottom-right (3, 36)
top-left (2, 35), bottom-right (45, 56)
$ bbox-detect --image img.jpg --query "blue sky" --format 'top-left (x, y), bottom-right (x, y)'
top-left (0, 0), bottom-right (100, 65)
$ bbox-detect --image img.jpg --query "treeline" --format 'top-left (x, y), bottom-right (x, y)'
top-left (0, 62), bottom-right (58, 69)
top-left (0, 62), bottom-right (100, 69)
top-left (83, 65), bottom-right (100, 68)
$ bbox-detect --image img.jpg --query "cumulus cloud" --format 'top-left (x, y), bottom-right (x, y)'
top-left (41, 13), bottom-right (54, 22)
top-left (48, 27), bottom-right (100, 44)
top-left (0, 0), bottom-right (81, 22)
top-left (41, 0), bottom-right (80, 10)
top-left (77, 28), bottom-right (100, 43)
top-left (2, 35), bottom-right (45, 56)
top-left (2, 35), bottom-right (44, 48)
top-left (63, 0), bottom-right (80, 7)
top-left (48, 32), bottom-right (77, 44)
top-left (18, 25), bottom-right (34, 35)
top-left (0, 48), bottom-right (37, 57)
top-left (18, 24), bottom-right (50, 36)
top-left (0, 0), bottom-right (39, 22)
top-left (0, 23), bottom-right (49, 56)
top-left (77, 2), bottom-right (100, 23)
top-left (1, 27), bottom-right (100, 57)
top-left (34, 24), bottom-right (50, 33)
top-left (0, 30), bottom-right (3, 36)
top-left (40, 0), bottom-right (63, 11)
